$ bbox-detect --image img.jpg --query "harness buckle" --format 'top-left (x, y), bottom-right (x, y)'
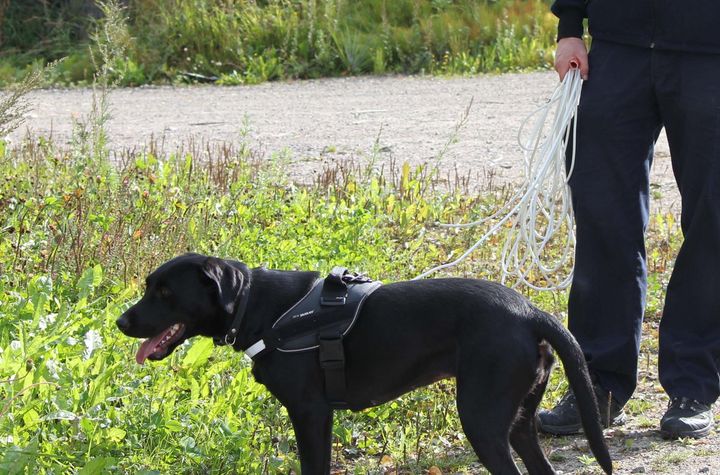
top-left (321, 267), bottom-right (349, 306)
top-left (320, 295), bottom-right (347, 306)
top-left (318, 335), bottom-right (345, 367)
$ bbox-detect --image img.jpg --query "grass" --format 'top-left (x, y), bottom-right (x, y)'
top-left (0, 130), bottom-right (500, 473)
top-left (0, 126), bottom-right (686, 473)
top-left (0, 3), bottom-right (691, 472)
top-left (0, 0), bottom-right (558, 87)
top-left (651, 449), bottom-right (691, 472)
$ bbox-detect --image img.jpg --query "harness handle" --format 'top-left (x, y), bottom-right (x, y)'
top-left (321, 267), bottom-right (349, 306)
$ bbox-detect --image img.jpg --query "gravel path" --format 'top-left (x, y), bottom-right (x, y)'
top-left (17, 72), bottom-right (678, 213)
top-left (14, 73), bottom-right (717, 473)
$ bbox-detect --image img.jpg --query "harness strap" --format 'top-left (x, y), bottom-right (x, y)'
top-left (318, 332), bottom-right (347, 407)
top-left (222, 267), bottom-right (379, 407)
top-left (320, 267), bottom-right (349, 306)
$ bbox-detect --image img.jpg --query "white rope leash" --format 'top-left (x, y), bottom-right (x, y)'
top-left (414, 69), bottom-right (583, 290)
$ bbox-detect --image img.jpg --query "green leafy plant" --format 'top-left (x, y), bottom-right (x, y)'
top-left (0, 0), bottom-right (557, 86)
top-left (0, 123), bottom-right (686, 472)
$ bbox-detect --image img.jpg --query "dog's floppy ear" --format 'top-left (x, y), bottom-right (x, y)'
top-left (202, 257), bottom-right (244, 315)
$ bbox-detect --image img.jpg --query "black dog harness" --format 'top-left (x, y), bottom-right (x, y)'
top-left (221, 267), bottom-right (381, 407)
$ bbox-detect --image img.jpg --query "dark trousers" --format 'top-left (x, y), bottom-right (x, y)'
top-left (568, 40), bottom-right (720, 405)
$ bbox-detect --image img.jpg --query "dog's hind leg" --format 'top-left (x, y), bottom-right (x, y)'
top-left (456, 354), bottom-right (530, 475)
top-left (509, 343), bottom-right (556, 475)
top-left (288, 406), bottom-right (334, 475)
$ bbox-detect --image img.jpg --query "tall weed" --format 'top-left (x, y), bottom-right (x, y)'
top-left (1, 0), bottom-right (557, 85)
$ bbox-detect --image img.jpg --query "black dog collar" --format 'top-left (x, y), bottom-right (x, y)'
top-left (215, 271), bottom-right (251, 347)
top-left (216, 267), bottom-right (380, 361)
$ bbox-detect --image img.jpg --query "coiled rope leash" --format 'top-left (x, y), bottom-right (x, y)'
top-left (414, 68), bottom-right (583, 290)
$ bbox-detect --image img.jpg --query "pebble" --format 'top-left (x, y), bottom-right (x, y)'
top-left (631, 467), bottom-right (645, 473)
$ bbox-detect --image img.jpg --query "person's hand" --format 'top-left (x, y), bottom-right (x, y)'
top-left (555, 37), bottom-right (589, 81)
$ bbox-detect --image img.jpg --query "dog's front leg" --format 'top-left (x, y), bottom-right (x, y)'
top-left (288, 406), bottom-right (334, 475)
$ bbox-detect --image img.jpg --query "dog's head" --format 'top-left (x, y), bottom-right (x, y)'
top-left (116, 253), bottom-right (246, 364)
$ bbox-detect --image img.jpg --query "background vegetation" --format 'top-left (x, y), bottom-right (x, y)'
top-left (0, 0), bottom-right (557, 86)
top-left (0, 128), bottom-right (683, 475)
top-left (0, 2), bottom-right (691, 473)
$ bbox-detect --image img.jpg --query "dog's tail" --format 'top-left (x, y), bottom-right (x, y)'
top-left (530, 308), bottom-right (613, 475)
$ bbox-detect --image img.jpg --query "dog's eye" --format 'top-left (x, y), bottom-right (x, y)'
top-left (158, 286), bottom-right (172, 299)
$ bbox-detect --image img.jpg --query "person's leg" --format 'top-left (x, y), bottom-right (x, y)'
top-left (539, 40), bottom-right (662, 434)
top-left (655, 50), bottom-right (720, 437)
top-left (567, 41), bottom-right (662, 404)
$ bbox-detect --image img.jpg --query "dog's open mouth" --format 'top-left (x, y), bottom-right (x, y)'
top-left (136, 323), bottom-right (186, 365)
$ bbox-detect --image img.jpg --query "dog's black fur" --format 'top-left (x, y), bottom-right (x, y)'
top-left (117, 253), bottom-right (612, 475)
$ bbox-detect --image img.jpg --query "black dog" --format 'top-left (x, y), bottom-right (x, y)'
top-left (117, 253), bottom-right (612, 474)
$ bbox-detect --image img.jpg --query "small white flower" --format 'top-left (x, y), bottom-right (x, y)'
top-left (10, 340), bottom-right (21, 351)
top-left (66, 336), bottom-right (77, 346)
top-left (36, 276), bottom-right (53, 292)
top-left (45, 359), bottom-right (60, 379)
top-left (83, 330), bottom-right (102, 359)
top-left (38, 313), bottom-right (58, 331)
top-left (20, 239), bottom-right (36, 251)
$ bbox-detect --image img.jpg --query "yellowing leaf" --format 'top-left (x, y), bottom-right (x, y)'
top-left (401, 162), bottom-right (410, 189)
top-left (23, 408), bottom-right (40, 426)
top-left (106, 427), bottom-right (126, 443)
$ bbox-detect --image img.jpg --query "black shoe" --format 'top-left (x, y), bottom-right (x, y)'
top-left (537, 383), bottom-right (626, 435)
top-left (660, 397), bottom-right (714, 439)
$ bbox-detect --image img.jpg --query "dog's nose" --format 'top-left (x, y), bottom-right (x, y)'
top-left (116, 314), bottom-right (131, 331)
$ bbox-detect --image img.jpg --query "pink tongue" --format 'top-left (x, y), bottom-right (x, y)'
top-left (136, 327), bottom-right (173, 365)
